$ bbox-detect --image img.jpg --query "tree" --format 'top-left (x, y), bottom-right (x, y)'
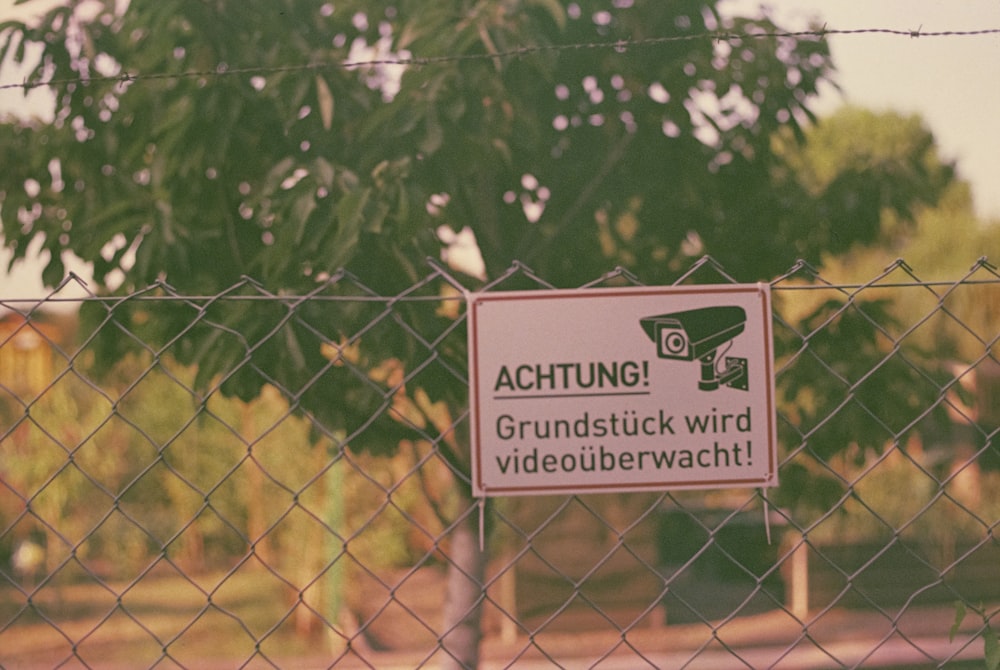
top-left (762, 107), bottom-right (995, 516)
top-left (772, 106), bottom-right (957, 261)
top-left (0, 1), bottom-right (957, 666)
top-left (779, 108), bottom-right (999, 370)
top-left (0, 0), bottom-right (843, 292)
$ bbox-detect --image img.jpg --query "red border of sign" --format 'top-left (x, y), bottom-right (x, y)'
top-left (467, 284), bottom-right (777, 497)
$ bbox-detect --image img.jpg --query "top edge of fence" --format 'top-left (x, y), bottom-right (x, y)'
top-left (2, 258), bottom-right (999, 308)
top-left (3, 277), bottom-right (1000, 307)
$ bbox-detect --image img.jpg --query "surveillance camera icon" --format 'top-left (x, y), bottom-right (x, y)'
top-left (640, 306), bottom-right (749, 391)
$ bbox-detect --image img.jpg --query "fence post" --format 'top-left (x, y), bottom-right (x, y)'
top-left (498, 554), bottom-right (518, 644)
top-left (439, 502), bottom-right (487, 670)
top-left (243, 402), bottom-right (273, 566)
top-left (324, 449), bottom-right (345, 651)
top-left (786, 532), bottom-right (809, 619)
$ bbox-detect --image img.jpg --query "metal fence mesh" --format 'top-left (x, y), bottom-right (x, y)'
top-left (1, 257), bottom-right (998, 669)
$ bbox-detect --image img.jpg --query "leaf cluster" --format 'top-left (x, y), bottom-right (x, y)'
top-left (774, 296), bottom-right (953, 512)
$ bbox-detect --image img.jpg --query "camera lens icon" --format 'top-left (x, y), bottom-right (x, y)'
top-left (660, 329), bottom-right (688, 357)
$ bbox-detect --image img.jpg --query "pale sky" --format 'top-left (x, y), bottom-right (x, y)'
top-left (722, 0), bottom-right (1000, 219)
top-left (2, 0), bottom-right (999, 302)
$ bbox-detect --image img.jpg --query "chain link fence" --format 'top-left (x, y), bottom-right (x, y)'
top-left (1, 257), bottom-right (999, 669)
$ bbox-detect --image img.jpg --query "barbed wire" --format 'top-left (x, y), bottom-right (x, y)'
top-left (2, 26), bottom-right (999, 92)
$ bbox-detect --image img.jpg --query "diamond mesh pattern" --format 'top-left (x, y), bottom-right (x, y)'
top-left (1, 258), bottom-right (999, 668)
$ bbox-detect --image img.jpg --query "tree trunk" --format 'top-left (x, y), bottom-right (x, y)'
top-left (439, 501), bottom-right (487, 670)
top-left (242, 402), bottom-right (272, 567)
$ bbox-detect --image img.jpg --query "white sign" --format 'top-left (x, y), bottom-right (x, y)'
top-left (467, 284), bottom-right (777, 497)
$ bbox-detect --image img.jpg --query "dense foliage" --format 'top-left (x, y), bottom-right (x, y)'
top-left (1, 0), bottom-right (842, 291)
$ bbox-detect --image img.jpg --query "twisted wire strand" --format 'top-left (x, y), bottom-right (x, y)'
top-left (2, 26), bottom-right (1000, 92)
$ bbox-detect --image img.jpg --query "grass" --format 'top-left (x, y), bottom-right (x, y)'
top-left (0, 565), bottom-right (327, 668)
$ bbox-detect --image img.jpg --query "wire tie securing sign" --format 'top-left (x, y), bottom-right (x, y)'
top-left (479, 496), bottom-right (486, 553)
top-left (762, 487), bottom-right (773, 546)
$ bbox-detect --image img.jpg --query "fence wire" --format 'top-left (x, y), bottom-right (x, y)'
top-left (1, 257), bottom-right (999, 669)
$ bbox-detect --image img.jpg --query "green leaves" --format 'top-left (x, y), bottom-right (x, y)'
top-left (0, 0), bottom-right (852, 295)
top-left (316, 75), bottom-right (335, 131)
top-left (952, 601), bottom-right (968, 643)
top-left (526, 0), bottom-right (566, 30)
top-left (772, 294), bottom-right (951, 512)
top-left (769, 107), bottom-right (958, 263)
top-left (951, 602), bottom-right (1000, 670)
top-left (329, 187), bottom-right (371, 267)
